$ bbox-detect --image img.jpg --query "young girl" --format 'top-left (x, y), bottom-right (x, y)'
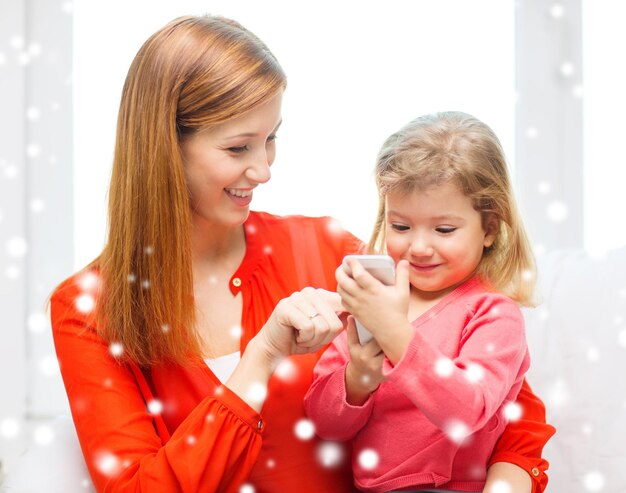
top-left (305, 111), bottom-right (538, 493)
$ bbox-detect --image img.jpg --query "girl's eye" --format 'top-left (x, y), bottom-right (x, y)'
top-left (391, 224), bottom-right (410, 232)
top-left (227, 145), bottom-right (248, 154)
top-left (267, 134), bottom-right (278, 143)
top-left (436, 226), bottom-right (457, 234)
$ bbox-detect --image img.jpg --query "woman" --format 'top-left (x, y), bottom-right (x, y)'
top-left (51, 15), bottom-right (554, 493)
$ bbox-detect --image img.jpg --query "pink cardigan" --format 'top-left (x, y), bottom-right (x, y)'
top-left (304, 277), bottom-right (530, 492)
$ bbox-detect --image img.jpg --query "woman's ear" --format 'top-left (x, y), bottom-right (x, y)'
top-left (483, 213), bottom-right (499, 248)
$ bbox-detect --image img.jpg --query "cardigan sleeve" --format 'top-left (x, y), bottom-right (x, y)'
top-left (489, 379), bottom-right (556, 493)
top-left (50, 281), bottom-right (263, 493)
top-left (381, 293), bottom-right (529, 434)
top-left (304, 332), bottom-right (375, 441)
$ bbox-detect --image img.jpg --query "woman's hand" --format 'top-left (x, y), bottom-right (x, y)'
top-left (259, 287), bottom-right (346, 361)
top-left (344, 317), bottom-right (385, 406)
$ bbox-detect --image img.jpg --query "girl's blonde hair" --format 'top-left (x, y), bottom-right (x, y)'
top-left (368, 111), bottom-right (536, 305)
top-left (91, 15), bottom-right (286, 366)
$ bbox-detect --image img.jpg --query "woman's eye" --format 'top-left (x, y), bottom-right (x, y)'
top-left (266, 134), bottom-right (278, 143)
top-left (391, 224), bottom-right (409, 232)
top-left (227, 145), bottom-right (248, 154)
top-left (436, 226), bottom-right (457, 234)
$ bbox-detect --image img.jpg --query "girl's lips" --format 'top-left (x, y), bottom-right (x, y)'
top-left (411, 263), bottom-right (440, 272)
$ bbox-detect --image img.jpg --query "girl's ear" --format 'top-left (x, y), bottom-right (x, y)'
top-left (483, 213), bottom-right (499, 248)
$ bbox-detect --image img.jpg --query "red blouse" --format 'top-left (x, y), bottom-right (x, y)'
top-left (50, 211), bottom-right (554, 492)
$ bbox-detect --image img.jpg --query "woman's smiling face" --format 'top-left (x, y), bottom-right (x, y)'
top-left (181, 92), bottom-right (283, 229)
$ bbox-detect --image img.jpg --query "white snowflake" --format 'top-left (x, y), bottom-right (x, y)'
top-left (31, 198), bottom-right (45, 213)
top-left (27, 312), bottom-right (48, 333)
top-left (6, 265), bottom-right (20, 280)
top-left (245, 382), bottom-right (267, 405)
top-left (161, 324), bottom-right (170, 334)
top-left (94, 450), bottom-right (121, 477)
top-left (316, 441), bottom-right (344, 468)
top-left (503, 402), bottom-right (523, 422)
top-left (326, 218), bottom-right (344, 236)
top-left (109, 342), bottom-right (124, 358)
top-left (434, 357), bottom-right (454, 377)
top-left (490, 480), bottom-right (513, 493)
top-left (263, 245), bottom-right (273, 255)
top-left (357, 448), bottom-right (379, 470)
top-left (144, 245), bottom-right (154, 255)
top-left (141, 279), bottom-right (150, 290)
top-left (239, 484), bottom-right (255, 493)
top-left (525, 126), bottom-right (538, 139)
top-left (560, 61), bottom-right (575, 78)
top-left (583, 471), bottom-right (605, 492)
top-left (586, 347), bottom-right (599, 362)
top-left (33, 424), bottom-right (54, 445)
top-left (546, 200), bottom-right (568, 222)
top-left (465, 363), bottom-right (485, 383)
top-left (6, 236), bottom-right (28, 257)
top-left (147, 399), bottom-right (163, 415)
top-left (445, 420), bottom-right (470, 444)
top-left (9, 36), bottom-right (24, 50)
top-left (127, 273), bottom-right (137, 283)
top-left (26, 106), bottom-right (41, 121)
top-left (274, 357), bottom-right (298, 383)
top-left (294, 419), bottom-right (315, 441)
top-left (61, 1), bottom-right (74, 14)
top-left (229, 324), bottom-right (243, 339)
top-left (572, 84), bottom-right (584, 98)
top-left (546, 379), bottom-right (569, 408)
top-left (186, 435), bottom-right (197, 445)
top-left (26, 143), bottom-right (40, 158)
top-left (537, 181), bottom-right (551, 195)
top-left (78, 271), bottom-right (100, 291)
top-left (28, 43), bottom-right (41, 57)
top-left (266, 458), bottom-right (276, 469)
top-left (0, 417), bottom-right (21, 438)
top-left (39, 355), bottom-right (60, 377)
top-left (549, 4), bottom-right (565, 19)
top-left (76, 293), bottom-right (95, 313)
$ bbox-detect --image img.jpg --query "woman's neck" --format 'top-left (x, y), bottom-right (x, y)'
top-left (190, 218), bottom-right (247, 267)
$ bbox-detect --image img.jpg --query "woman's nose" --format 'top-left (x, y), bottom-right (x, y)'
top-left (246, 152), bottom-right (272, 184)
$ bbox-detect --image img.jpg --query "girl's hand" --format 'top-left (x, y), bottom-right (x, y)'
top-left (344, 317), bottom-right (385, 405)
top-left (258, 287), bottom-right (345, 361)
top-left (336, 258), bottom-right (411, 339)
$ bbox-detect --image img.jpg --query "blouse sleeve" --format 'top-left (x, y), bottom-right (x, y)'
top-left (51, 281), bottom-right (263, 493)
top-left (304, 332), bottom-right (375, 441)
top-left (488, 379), bottom-right (556, 493)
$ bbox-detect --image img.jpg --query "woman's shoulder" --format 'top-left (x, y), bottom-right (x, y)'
top-left (249, 210), bottom-right (343, 230)
top-left (50, 267), bottom-right (102, 320)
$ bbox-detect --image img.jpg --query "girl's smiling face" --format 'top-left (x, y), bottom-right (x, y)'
top-left (385, 180), bottom-right (497, 300)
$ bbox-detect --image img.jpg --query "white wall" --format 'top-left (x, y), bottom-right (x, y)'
top-left (73, 0), bottom-right (516, 268)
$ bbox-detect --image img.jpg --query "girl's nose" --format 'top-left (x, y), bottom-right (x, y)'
top-left (409, 234), bottom-right (434, 257)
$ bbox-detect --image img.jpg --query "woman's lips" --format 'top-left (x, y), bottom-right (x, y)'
top-left (225, 188), bottom-right (253, 207)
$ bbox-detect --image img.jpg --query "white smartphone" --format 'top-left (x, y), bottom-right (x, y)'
top-left (341, 255), bottom-right (396, 344)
